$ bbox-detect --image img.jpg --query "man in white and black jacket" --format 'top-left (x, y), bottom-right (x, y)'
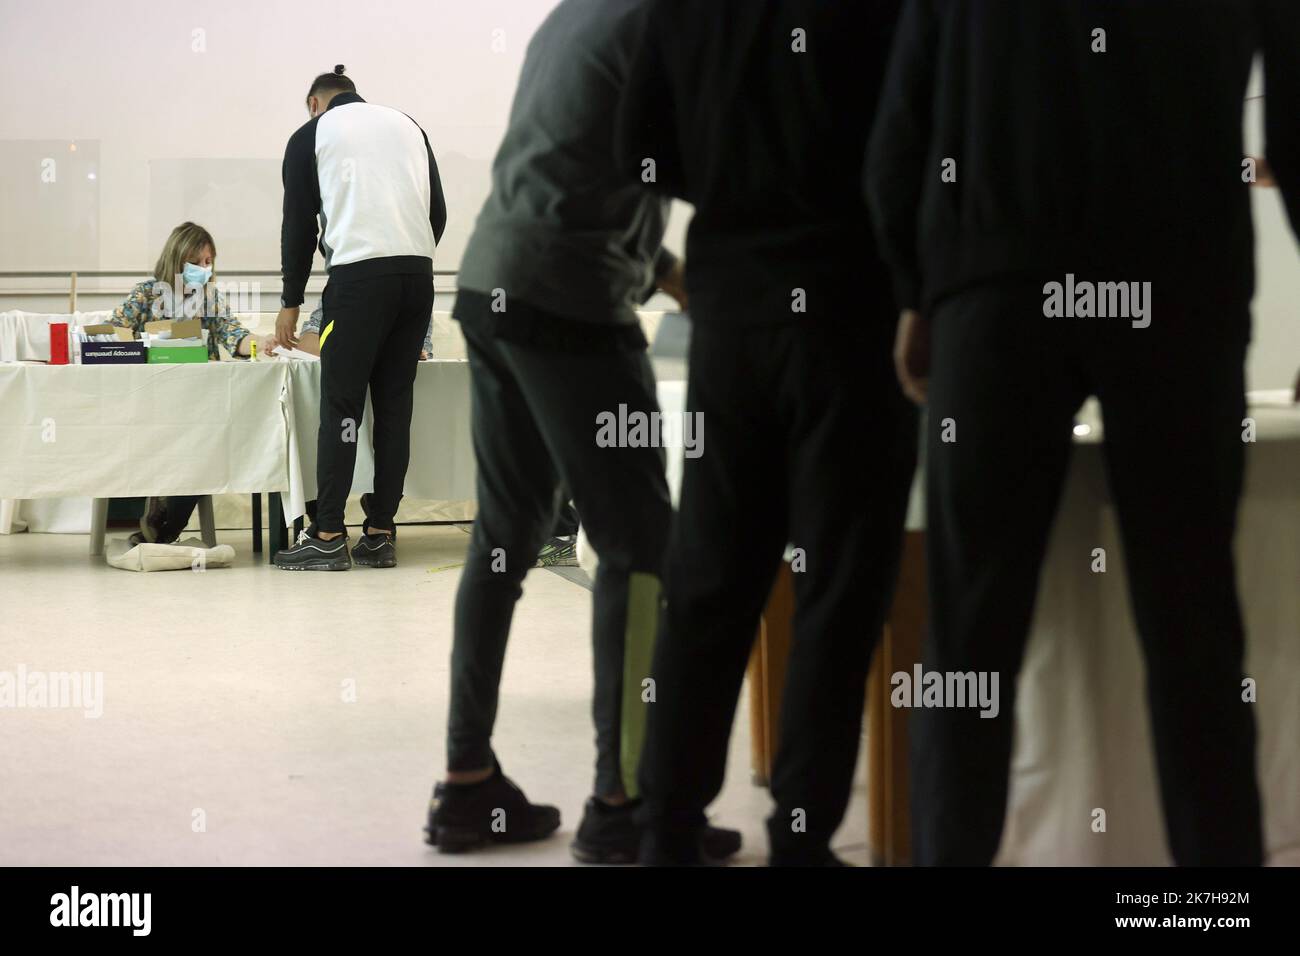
top-left (273, 66), bottom-right (447, 571)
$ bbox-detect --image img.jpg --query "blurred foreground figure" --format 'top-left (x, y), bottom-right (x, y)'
top-left (620, 0), bottom-right (914, 865)
top-left (426, 0), bottom-right (737, 866)
top-left (867, 0), bottom-right (1300, 865)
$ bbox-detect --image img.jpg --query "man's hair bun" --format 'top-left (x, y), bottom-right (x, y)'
top-left (334, 64), bottom-right (346, 75)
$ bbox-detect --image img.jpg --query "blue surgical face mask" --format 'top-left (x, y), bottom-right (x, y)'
top-left (183, 262), bottom-right (212, 287)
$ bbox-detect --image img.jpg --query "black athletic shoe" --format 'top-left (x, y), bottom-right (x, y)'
top-left (424, 762), bottom-right (561, 853)
top-left (273, 526), bottom-right (351, 571)
top-left (573, 798), bottom-right (742, 865)
top-left (535, 536), bottom-right (578, 568)
top-left (352, 531), bottom-right (396, 568)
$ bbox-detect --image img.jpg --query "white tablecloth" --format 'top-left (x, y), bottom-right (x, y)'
top-left (0, 362), bottom-right (290, 498)
top-left (0, 310), bottom-right (112, 362)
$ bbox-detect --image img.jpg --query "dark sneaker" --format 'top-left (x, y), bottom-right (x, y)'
top-left (273, 527), bottom-right (351, 571)
top-left (424, 762), bottom-right (561, 854)
top-left (573, 798), bottom-right (741, 865)
top-left (536, 536), bottom-right (578, 568)
top-left (352, 531), bottom-right (396, 568)
top-left (139, 496), bottom-right (166, 543)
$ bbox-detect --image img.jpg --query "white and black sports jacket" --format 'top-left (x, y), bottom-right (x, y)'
top-left (280, 91), bottom-right (447, 308)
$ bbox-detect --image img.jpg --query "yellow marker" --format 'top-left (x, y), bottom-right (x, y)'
top-left (250, 338), bottom-right (257, 361)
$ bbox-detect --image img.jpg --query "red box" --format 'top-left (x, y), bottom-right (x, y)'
top-left (49, 322), bottom-right (69, 365)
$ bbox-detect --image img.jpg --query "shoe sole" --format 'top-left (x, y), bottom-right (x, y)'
top-left (353, 556), bottom-right (396, 568)
top-left (274, 559), bottom-right (351, 571)
top-left (425, 819), bottom-right (561, 854)
top-left (569, 840), bottom-right (637, 865)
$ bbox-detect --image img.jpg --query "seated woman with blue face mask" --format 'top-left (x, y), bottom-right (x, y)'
top-left (110, 221), bottom-right (275, 545)
top-left (109, 221), bottom-right (274, 361)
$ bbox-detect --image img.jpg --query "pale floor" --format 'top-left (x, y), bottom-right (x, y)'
top-left (0, 525), bottom-right (872, 866)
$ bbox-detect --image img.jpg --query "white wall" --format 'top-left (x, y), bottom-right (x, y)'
top-left (0, 0), bottom-right (689, 281)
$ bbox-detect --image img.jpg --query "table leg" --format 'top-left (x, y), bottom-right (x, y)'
top-left (747, 565), bottom-right (794, 788)
top-left (197, 495), bottom-right (217, 548)
top-left (89, 498), bottom-right (108, 556)
top-left (867, 530), bottom-right (926, 867)
top-left (252, 494), bottom-right (262, 554)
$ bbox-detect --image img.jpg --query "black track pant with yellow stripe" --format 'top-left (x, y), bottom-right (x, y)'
top-left (447, 299), bottom-right (670, 799)
top-left (316, 273), bottom-right (434, 533)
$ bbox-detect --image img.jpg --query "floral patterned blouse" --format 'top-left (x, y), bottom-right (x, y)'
top-left (109, 279), bottom-right (250, 360)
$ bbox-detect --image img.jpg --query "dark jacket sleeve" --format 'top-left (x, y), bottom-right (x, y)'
top-left (614, 0), bottom-right (685, 199)
top-left (865, 0), bottom-right (939, 313)
top-left (419, 125), bottom-right (449, 245)
top-left (1259, 0), bottom-right (1300, 243)
top-left (280, 120), bottom-right (321, 308)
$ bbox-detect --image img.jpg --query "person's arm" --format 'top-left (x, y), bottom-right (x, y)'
top-left (211, 289), bottom-right (251, 358)
top-left (865, 0), bottom-right (939, 315)
top-left (1258, 0), bottom-right (1300, 239)
top-left (280, 123), bottom-right (320, 309)
top-left (292, 305), bottom-right (323, 356)
top-left (1256, 1), bottom-right (1300, 399)
top-left (420, 317), bottom-right (433, 360)
top-left (108, 284), bottom-right (151, 335)
top-left (420, 127), bottom-right (448, 245)
top-left (277, 122), bottom-right (321, 346)
top-left (614, 0), bottom-right (684, 200)
top-left (642, 246), bottom-right (687, 309)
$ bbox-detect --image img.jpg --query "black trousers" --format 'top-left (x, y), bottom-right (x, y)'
top-left (316, 274), bottom-right (434, 533)
top-left (638, 317), bottom-right (918, 861)
top-left (913, 283), bottom-right (1263, 866)
top-left (152, 496), bottom-right (199, 543)
top-left (448, 302), bottom-right (671, 799)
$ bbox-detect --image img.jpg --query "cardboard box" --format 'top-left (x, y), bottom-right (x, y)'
top-left (143, 318), bottom-right (201, 339)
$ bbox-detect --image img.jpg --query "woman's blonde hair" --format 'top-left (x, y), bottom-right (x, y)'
top-left (152, 222), bottom-right (216, 285)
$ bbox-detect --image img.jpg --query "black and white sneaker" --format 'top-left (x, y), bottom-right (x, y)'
top-left (352, 528), bottom-right (396, 568)
top-left (273, 526), bottom-right (351, 571)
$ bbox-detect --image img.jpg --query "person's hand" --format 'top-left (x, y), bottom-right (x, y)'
top-left (658, 259), bottom-right (689, 310)
top-left (1250, 157), bottom-right (1277, 188)
top-left (895, 309), bottom-right (931, 405)
top-left (237, 332), bottom-right (278, 358)
top-left (275, 306), bottom-right (300, 349)
top-left (420, 349), bottom-right (430, 361)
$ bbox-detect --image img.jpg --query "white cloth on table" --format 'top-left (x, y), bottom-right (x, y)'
top-left (0, 310), bottom-right (112, 362)
top-left (0, 362), bottom-right (290, 499)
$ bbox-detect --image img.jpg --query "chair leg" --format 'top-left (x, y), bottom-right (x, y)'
top-left (197, 495), bottom-right (216, 548)
top-left (90, 498), bottom-right (108, 556)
